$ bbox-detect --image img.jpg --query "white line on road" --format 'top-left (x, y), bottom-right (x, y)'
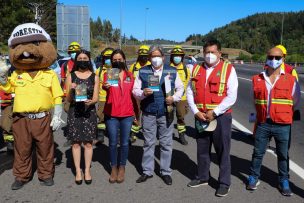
top-left (232, 119), bottom-right (304, 180)
top-left (238, 77), bottom-right (304, 94)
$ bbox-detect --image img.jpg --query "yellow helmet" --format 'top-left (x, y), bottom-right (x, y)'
top-left (103, 49), bottom-right (113, 57)
top-left (68, 42), bottom-right (81, 52)
top-left (171, 45), bottom-right (185, 55)
top-left (138, 45), bottom-right (150, 56)
top-left (275, 44), bottom-right (287, 55)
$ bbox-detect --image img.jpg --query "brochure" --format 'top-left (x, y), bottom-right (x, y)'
top-left (107, 68), bottom-right (120, 86)
top-left (148, 74), bottom-right (160, 91)
top-left (75, 83), bottom-right (88, 102)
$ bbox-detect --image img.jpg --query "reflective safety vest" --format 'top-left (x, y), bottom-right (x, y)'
top-left (96, 66), bottom-right (108, 102)
top-left (252, 73), bottom-right (295, 124)
top-left (0, 90), bottom-right (12, 107)
top-left (61, 59), bottom-right (74, 96)
top-left (129, 61), bottom-right (151, 78)
top-left (282, 63), bottom-right (298, 81)
top-left (170, 63), bottom-right (190, 101)
top-left (191, 61), bottom-right (232, 112)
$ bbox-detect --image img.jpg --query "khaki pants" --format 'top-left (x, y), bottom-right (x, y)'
top-left (175, 100), bottom-right (188, 133)
top-left (131, 99), bottom-right (141, 134)
top-left (97, 101), bottom-right (106, 130)
top-left (0, 105), bottom-right (13, 134)
top-left (12, 113), bottom-right (54, 181)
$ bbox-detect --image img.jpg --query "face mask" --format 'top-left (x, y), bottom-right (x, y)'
top-left (70, 53), bottom-right (76, 60)
top-left (104, 59), bottom-right (111, 66)
top-left (112, 61), bottom-right (125, 70)
top-left (77, 61), bottom-right (90, 70)
top-left (204, 53), bottom-right (218, 65)
top-left (188, 59), bottom-right (192, 64)
top-left (173, 56), bottom-right (182, 64)
top-left (138, 55), bottom-right (148, 64)
top-left (266, 58), bottom-right (283, 69)
top-left (151, 57), bottom-right (163, 67)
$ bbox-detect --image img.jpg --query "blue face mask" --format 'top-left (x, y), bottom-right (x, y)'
top-left (104, 59), bottom-right (111, 66)
top-left (173, 56), bottom-right (182, 64)
top-left (188, 59), bottom-right (192, 64)
top-left (70, 53), bottom-right (76, 60)
top-left (266, 58), bottom-right (283, 69)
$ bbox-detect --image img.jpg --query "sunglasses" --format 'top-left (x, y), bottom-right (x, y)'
top-left (138, 49), bottom-right (149, 55)
top-left (267, 55), bottom-right (282, 60)
top-left (172, 48), bottom-right (183, 53)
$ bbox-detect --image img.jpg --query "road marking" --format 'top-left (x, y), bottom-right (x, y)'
top-left (232, 119), bottom-right (304, 180)
top-left (238, 77), bottom-right (304, 94)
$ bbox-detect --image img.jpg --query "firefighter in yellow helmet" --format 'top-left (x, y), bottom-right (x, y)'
top-left (129, 45), bottom-right (151, 143)
top-left (275, 45), bottom-right (299, 81)
top-left (170, 45), bottom-right (190, 145)
top-left (95, 47), bottom-right (114, 143)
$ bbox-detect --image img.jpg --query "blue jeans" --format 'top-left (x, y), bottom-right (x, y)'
top-left (250, 121), bottom-right (290, 182)
top-left (105, 115), bottom-right (134, 167)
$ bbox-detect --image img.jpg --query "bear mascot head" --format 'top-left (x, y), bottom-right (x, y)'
top-left (8, 23), bottom-right (57, 74)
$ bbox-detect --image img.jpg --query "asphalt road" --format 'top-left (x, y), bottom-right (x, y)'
top-left (0, 64), bottom-right (303, 202)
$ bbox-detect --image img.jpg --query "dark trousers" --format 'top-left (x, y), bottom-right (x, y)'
top-left (196, 113), bottom-right (232, 187)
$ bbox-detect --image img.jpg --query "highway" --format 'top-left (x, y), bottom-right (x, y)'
top-left (0, 64), bottom-right (303, 202)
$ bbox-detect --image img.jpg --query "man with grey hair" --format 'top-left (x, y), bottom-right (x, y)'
top-left (132, 45), bottom-right (184, 185)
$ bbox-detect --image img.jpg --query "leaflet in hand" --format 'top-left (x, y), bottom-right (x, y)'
top-left (148, 74), bottom-right (160, 91)
top-left (75, 83), bottom-right (88, 102)
top-left (107, 68), bottom-right (119, 86)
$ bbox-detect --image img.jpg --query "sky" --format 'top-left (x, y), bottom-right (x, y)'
top-left (60, 0), bottom-right (304, 42)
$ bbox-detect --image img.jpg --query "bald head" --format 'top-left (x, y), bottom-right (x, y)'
top-left (267, 47), bottom-right (283, 57)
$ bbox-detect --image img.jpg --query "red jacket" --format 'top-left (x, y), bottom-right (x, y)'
top-left (0, 90), bottom-right (12, 107)
top-left (252, 73), bottom-right (295, 124)
top-left (103, 70), bottom-right (136, 117)
top-left (191, 61), bottom-right (233, 113)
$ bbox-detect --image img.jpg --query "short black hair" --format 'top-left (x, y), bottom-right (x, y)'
top-left (203, 39), bottom-right (221, 52)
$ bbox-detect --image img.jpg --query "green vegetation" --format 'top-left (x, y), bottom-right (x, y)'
top-left (186, 11), bottom-right (304, 62)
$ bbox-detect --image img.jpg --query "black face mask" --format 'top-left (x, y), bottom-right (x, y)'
top-left (138, 55), bottom-right (148, 64)
top-left (77, 61), bottom-right (90, 70)
top-left (112, 61), bottom-right (125, 70)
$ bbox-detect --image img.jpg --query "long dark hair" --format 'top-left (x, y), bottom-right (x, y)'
top-left (110, 49), bottom-right (128, 71)
top-left (72, 49), bottom-right (94, 72)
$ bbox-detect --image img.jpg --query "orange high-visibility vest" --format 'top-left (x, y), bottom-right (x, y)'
top-left (191, 61), bottom-right (232, 113)
top-left (252, 73), bottom-right (295, 124)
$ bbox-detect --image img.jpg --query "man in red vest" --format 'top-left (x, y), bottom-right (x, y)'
top-left (246, 47), bottom-right (300, 196)
top-left (186, 39), bottom-right (238, 197)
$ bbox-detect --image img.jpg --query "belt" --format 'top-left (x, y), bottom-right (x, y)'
top-left (15, 112), bottom-right (49, 119)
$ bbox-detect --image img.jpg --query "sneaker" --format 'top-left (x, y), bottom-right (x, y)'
top-left (215, 186), bottom-right (230, 197)
top-left (187, 179), bottom-right (208, 188)
top-left (246, 176), bottom-right (260, 190)
top-left (279, 179), bottom-right (293, 196)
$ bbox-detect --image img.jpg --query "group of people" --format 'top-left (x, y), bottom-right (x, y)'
top-left (0, 32), bottom-right (300, 198)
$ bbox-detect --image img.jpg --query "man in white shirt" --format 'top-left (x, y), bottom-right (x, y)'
top-left (186, 39), bottom-right (238, 197)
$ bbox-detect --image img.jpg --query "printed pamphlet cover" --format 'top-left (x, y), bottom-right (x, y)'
top-left (148, 74), bottom-right (160, 91)
top-left (107, 68), bottom-right (119, 86)
top-left (75, 83), bottom-right (88, 102)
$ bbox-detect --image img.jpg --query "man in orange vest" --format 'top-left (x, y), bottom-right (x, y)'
top-left (246, 47), bottom-right (300, 196)
top-left (186, 39), bottom-right (238, 197)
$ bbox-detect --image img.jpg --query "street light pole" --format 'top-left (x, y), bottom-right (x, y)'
top-left (280, 12), bottom-right (284, 44)
top-left (144, 7), bottom-right (149, 43)
top-left (119, 0), bottom-right (123, 49)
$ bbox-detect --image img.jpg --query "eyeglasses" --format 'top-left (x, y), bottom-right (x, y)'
top-left (267, 55), bottom-right (282, 60)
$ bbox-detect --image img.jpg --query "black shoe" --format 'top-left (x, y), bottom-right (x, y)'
top-left (6, 142), bottom-right (14, 151)
top-left (161, 175), bottom-right (172, 185)
top-left (96, 129), bottom-right (105, 144)
top-left (40, 178), bottom-right (54, 186)
top-left (130, 132), bottom-right (137, 143)
top-left (215, 186), bottom-right (230, 197)
top-left (75, 180), bottom-right (82, 185)
top-left (84, 175), bottom-right (92, 185)
top-left (11, 180), bottom-right (27, 190)
top-left (136, 174), bottom-right (153, 183)
top-left (187, 179), bottom-right (208, 187)
top-left (63, 139), bottom-right (72, 147)
top-left (179, 133), bottom-right (188, 145)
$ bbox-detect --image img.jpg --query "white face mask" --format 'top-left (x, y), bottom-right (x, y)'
top-left (151, 57), bottom-right (163, 68)
top-left (266, 58), bottom-right (283, 69)
top-left (204, 53), bottom-right (218, 65)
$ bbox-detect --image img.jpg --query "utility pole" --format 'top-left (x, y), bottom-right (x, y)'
top-left (28, 2), bottom-right (43, 24)
top-left (144, 7), bottom-right (149, 43)
top-left (119, 0), bottom-right (123, 49)
top-left (280, 12), bottom-right (285, 44)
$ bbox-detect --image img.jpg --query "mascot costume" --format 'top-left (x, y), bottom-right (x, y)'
top-left (0, 23), bottom-right (64, 190)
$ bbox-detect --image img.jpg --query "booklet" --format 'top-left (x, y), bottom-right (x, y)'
top-left (148, 74), bottom-right (160, 91)
top-left (107, 68), bottom-right (120, 86)
top-left (75, 83), bottom-right (88, 102)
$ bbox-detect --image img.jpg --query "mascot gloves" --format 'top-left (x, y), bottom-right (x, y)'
top-left (0, 59), bottom-right (9, 85)
top-left (50, 104), bottom-right (65, 131)
top-left (8, 23), bottom-right (51, 48)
